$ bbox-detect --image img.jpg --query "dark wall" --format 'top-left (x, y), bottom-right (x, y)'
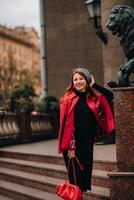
top-left (45, 0), bottom-right (103, 99)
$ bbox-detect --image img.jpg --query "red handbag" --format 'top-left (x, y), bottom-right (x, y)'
top-left (56, 157), bottom-right (84, 200)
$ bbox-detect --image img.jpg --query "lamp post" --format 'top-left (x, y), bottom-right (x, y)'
top-left (84, 0), bottom-right (107, 44)
top-left (39, 0), bottom-right (47, 96)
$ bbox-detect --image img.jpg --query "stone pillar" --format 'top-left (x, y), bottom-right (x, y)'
top-left (17, 112), bottom-right (32, 143)
top-left (113, 87), bottom-right (134, 171)
top-left (108, 87), bottom-right (134, 200)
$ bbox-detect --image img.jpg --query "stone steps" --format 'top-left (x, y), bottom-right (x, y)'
top-left (92, 170), bottom-right (110, 188)
top-left (93, 159), bottom-right (116, 171)
top-left (83, 186), bottom-right (110, 200)
top-left (0, 150), bottom-right (117, 170)
top-left (0, 167), bottom-right (63, 193)
top-left (0, 157), bottom-right (110, 188)
top-left (0, 157), bottom-right (66, 179)
top-left (0, 149), bottom-right (115, 199)
top-left (0, 150), bottom-right (64, 165)
top-left (0, 168), bottom-right (110, 200)
top-left (0, 194), bottom-right (14, 200)
top-left (0, 180), bottom-right (62, 200)
top-left (0, 167), bottom-right (110, 193)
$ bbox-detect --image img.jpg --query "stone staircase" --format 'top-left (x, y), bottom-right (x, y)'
top-left (0, 149), bottom-right (117, 200)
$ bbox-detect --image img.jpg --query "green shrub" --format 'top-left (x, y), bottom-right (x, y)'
top-left (9, 82), bottom-right (36, 113)
top-left (35, 95), bottom-right (59, 113)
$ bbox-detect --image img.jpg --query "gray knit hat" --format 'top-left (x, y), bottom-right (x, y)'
top-left (73, 67), bottom-right (92, 84)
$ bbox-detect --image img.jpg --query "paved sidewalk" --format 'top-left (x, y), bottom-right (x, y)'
top-left (0, 139), bottom-right (116, 162)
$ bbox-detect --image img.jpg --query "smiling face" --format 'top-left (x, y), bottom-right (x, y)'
top-left (73, 73), bottom-right (87, 92)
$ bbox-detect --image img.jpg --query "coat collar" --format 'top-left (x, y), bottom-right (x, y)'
top-left (68, 91), bottom-right (77, 100)
top-left (67, 90), bottom-right (91, 99)
top-left (67, 91), bottom-right (79, 115)
top-left (67, 90), bottom-right (100, 117)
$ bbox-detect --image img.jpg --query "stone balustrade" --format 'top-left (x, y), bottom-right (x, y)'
top-left (31, 113), bottom-right (53, 134)
top-left (0, 112), bottom-right (57, 146)
top-left (0, 113), bottom-right (19, 138)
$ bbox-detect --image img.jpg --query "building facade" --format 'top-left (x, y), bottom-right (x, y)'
top-left (42, 0), bottom-right (134, 99)
top-left (0, 25), bottom-right (41, 97)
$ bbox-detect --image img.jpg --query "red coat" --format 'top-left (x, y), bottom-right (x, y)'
top-left (58, 91), bottom-right (115, 154)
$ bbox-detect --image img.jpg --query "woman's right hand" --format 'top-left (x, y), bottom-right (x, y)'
top-left (68, 150), bottom-right (75, 159)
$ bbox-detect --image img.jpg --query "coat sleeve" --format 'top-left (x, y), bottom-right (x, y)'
top-left (93, 83), bottom-right (113, 104)
top-left (58, 96), bottom-right (69, 153)
top-left (99, 95), bottom-right (115, 134)
top-left (59, 97), bottom-right (68, 125)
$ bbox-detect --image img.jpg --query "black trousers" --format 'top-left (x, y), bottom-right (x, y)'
top-left (63, 141), bottom-right (94, 191)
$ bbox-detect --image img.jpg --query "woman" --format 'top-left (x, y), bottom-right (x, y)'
top-left (58, 67), bottom-right (115, 193)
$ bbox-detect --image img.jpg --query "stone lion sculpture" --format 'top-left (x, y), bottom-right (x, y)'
top-left (106, 5), bottom-right (134, 87)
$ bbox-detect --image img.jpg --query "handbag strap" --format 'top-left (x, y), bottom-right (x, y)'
top-left (72, 158), bottom-right (77, 185)
top-left (67, 156), bottom-right (84, 185)
top-left (75, 156), bottom-right (84, 171)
